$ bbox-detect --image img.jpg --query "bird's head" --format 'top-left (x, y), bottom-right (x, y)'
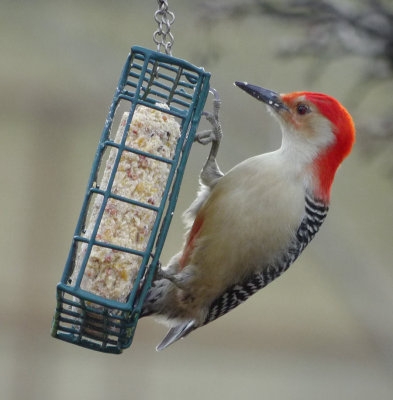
top-left (235, 82), bottom-right (355, 202)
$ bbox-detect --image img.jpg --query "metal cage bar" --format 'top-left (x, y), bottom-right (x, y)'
top-left (51, 46), bottom-right (210, 353)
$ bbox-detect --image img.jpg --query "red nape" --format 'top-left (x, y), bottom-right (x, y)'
top-left (305, 93), bottom-right (355, 202)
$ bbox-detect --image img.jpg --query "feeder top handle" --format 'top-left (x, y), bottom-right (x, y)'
top-left (153, 0), bottom-right (175, 56)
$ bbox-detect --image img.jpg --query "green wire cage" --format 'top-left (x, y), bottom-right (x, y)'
top-left (51, 46), bottom-right (210, 354)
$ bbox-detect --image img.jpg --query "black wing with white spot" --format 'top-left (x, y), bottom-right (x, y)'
top-left (203, 194), bottom-right (328, 325)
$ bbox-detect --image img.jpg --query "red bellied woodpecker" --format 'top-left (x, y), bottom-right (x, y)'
top-left (142, 82), bottom-right (355, 350)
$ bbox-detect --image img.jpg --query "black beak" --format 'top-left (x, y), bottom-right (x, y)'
top-left (235, 82), bottom-right (289, 112)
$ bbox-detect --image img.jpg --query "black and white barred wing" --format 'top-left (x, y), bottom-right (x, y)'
top-left (156, 195), bottom-right (328, 350)
top-left (203, 195), bottom-right (328, 325)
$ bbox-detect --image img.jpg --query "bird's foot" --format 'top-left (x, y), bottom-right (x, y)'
top-left (195, 88), bottom-right (224, 187)
top-left (155, 263), bottom-right (189, 291)
top-left (195, 88), bottom-right (222, 146)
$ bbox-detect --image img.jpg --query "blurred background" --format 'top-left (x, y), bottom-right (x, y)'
top-left (1, 0), bottom-right (393, 399)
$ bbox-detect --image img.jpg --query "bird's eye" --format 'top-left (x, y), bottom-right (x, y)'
top-left (296, 104), bottom-right (311, 115)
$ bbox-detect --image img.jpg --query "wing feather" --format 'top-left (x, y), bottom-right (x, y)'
top-left (156, 194), bottom-right (329, 349)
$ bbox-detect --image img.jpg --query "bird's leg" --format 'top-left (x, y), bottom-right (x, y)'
top-left (195, 88), bottom-right (224, 187)
top-left (155, 260), bottom-right (190, 291)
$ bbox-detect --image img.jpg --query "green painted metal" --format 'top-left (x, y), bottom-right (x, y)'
top-left (51, 46), bottom-right (210, 354)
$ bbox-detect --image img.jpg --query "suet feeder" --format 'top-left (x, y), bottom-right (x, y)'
top-left (51, 3), bottom-right (211, 354)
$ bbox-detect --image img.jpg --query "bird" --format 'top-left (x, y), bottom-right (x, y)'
top-left (141, 82), bottom-right (355, 350)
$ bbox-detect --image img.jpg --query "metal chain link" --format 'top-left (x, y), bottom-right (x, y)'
top-left (153, 0), bottom-right (175, 55)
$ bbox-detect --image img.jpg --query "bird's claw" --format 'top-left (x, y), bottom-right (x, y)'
top-left (155, 262), bottom-right (189, 290)
top-left (195, 90), bottom-right (222, 146)
top-left (194, 88), bottom-right (224, 186)
top-left (155, 261), bottom-right (169, 280)
top-left (194, 129), bottom-right (216, 145)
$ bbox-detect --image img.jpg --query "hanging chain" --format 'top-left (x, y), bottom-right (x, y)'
top-left (153, 0), bottom-right (175, 55)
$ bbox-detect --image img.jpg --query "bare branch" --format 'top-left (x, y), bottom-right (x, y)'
top-left (202, 0), bottom-right (393, 168)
